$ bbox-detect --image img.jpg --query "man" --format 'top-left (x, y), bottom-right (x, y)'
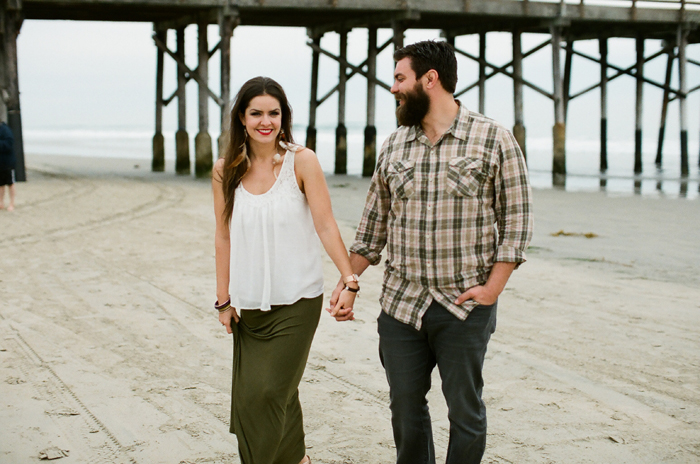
top-left (330, 40), bottom-right (533, 463)
top-left (0, 120), bottom-right (15, 212)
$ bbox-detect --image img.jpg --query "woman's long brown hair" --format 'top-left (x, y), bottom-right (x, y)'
top-left (220, 76), bottom-right (295, 224)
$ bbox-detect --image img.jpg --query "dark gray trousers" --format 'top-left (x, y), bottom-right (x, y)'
top-left (378, 300), bottom-right (497, 464)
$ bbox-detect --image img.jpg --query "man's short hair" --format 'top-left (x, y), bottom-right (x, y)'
top-left (393, 40), bottom-right (458, 94)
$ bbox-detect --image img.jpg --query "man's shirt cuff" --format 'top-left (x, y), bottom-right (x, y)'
top-left (349, 242), bottom-right (382, 266)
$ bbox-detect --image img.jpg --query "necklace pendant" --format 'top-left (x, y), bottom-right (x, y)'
top-left (272, 153), bottom-right (282, 165)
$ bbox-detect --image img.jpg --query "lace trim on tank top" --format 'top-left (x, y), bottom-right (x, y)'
top-left (236, 142), bottom-right (305, 205)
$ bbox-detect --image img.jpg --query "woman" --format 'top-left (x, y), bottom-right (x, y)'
top-left (212, 76), bottom-right (359, 464)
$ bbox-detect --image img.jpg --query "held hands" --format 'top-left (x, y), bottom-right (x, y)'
top-left (326, 280), bottom-right (355, 321)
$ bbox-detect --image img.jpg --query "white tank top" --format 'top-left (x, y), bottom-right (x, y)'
top-left (229, 146), bottom-right (324, 311)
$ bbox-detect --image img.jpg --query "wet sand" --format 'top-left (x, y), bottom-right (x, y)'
top-left (1, 155), bottom-right (699, 463)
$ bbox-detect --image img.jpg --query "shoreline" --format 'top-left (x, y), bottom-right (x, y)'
top-left (21, 150), bottom-right (700, 200)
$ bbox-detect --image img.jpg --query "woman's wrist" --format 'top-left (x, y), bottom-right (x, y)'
top-left (215, 295), bottom-right (232, 313)
top-left (342, 283), bottom-right (360, 294)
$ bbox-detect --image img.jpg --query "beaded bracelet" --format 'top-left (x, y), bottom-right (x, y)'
top-left (215, 297), bottom-right (232, 313)
top-left (343, 285), bottom-right (360, 294)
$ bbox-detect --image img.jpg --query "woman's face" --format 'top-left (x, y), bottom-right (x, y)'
top-left (240, 94), bottom-right (283, 146)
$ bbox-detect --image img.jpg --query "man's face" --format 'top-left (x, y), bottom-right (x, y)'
top-left (392, 59), bottom-right (430, 127)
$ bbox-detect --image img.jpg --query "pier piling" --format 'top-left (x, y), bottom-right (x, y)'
top-left (478, 31), bottom-right (486, 114)
top-left (512, 28), bottom-right (526, 159)
top-left (551, 25), bottom-right (566, 186)
top-left (599, 35), bottom-right (608, 172)
top-left (152, 27), bottom-right (166, 172)
top-left (3, 5), bottom-right (25, 182)
top-left (363, 26), bottom-right (378, 177)
top-left (678, 25), bottom-right (689, 176)
top-left (195, 19), bottom-right (213, 178)
top-left (306, 33), bottom-right (321, 152)
top-left (392, 20), bottom-right (404, 124)
top-left (563, 36), bottom-right (573, 120)
top-left (335, 29), bottom-right (348, 175)
top-left (634, 35), bottom-right (644, 174)
top-left (656, 42), bottom-right (674, 167)
top-left (218, 13), bottom-right (235, 157)
top-left (175, 27), bottom-right (190, 175)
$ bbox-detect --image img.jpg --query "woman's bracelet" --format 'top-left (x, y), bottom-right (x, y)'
top-left (215, 297), bottom-right (232, 313)
top-left (343, 285), bottom-right (360, 294)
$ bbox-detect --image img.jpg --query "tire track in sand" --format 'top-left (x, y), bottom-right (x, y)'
top-left (0, 176), bottom-right (185, 247)
top-left (0, 318), bottom-right (138, 464)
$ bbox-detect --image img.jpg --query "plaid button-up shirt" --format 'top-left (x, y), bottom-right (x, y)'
top-left (350, 103), bottom-right (533, 330)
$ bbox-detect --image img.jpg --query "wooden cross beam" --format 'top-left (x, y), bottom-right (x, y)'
top-left (306, 40), bottom-right (392, 92)
top-left (152, 32), bottom-right (224, 107)
top-left (316, 36), bottom-right (393, 106)
top-left (670, 83), bottom-right (700, 102)
top-left (453, 39), bottom-right (554, 100)
top-left (569, 46), bottom-right (681, 100)
top-left (454, 37), bottom-right (552, 97)
top-left (162, 40), bottom-right (222, 106)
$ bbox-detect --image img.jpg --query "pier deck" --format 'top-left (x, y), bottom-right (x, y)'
top-left (22, 0), bottom-right (700, 42)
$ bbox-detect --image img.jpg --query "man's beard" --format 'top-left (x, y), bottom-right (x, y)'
top-left (395, 82), bottom-right (430, 127)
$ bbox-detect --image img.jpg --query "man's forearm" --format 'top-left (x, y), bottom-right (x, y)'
top-left (484, 261), bottom-right (517, 298)
top-left (350, 252), bottom-right (372, 277)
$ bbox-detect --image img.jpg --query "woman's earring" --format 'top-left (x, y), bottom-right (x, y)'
top-left (277, 128), bottom-right (287, 152)
top-left (240, 127), bottom-right (248, 159)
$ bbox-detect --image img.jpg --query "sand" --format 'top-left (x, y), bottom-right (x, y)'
top-left (1, 155), bottom-right (699, 464)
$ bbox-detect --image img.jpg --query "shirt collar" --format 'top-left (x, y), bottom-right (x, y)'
top-left (450, 101), bottom-right (471, 142)
top-left (405, 100), bottom-right (470, 145)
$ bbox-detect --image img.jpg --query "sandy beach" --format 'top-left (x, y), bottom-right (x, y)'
top-left (1, 154), bottom-right (699, 464)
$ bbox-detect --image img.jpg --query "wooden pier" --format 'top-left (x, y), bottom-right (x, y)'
top-left (2, 0), bottom-right (700, 183)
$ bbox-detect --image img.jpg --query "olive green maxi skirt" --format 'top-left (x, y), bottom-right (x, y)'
top-left (230, 295), bottom-right (323, 464)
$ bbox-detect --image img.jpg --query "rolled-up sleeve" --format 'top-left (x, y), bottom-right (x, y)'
top-left (349, 147), bottom-right (391, 266)
top-left (493, 129), bottom-right (534, 267)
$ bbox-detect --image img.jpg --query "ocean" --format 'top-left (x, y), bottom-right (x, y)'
top-left (23, 125), bottom-right (700, 199)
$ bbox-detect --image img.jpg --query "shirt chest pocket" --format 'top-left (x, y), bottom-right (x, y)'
top-left (387, 159), bottom-right (416, 200)
top-left (446, 157), bottom-right (487, 197)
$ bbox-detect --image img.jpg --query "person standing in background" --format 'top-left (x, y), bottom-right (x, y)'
top-left (0, 120), bottom-right (16, 212)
